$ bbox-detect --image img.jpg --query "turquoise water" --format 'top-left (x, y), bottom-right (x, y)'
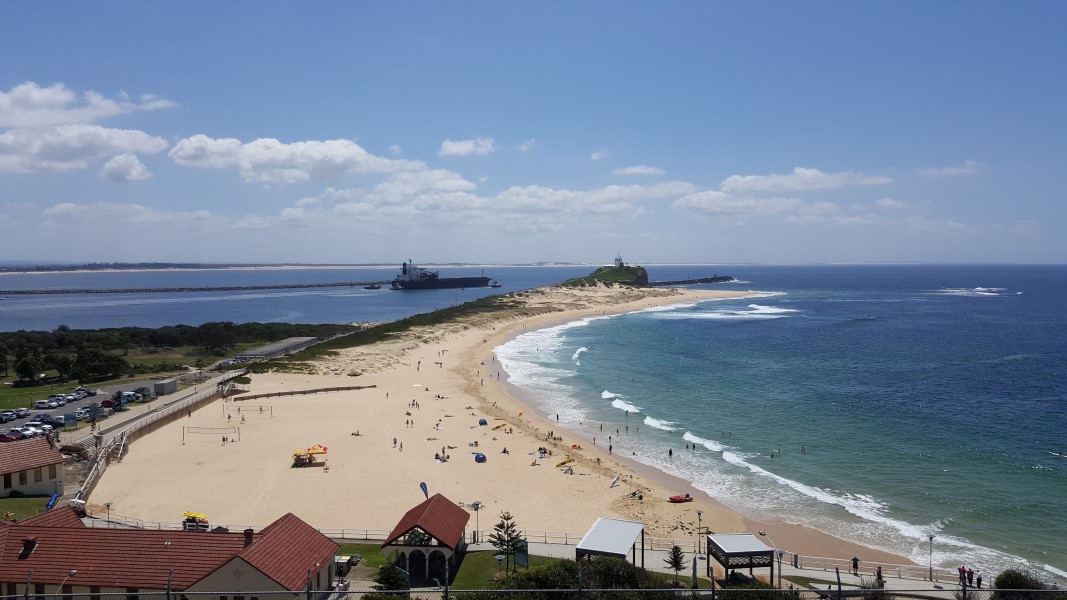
top-left (494, 265), bottom-right (1067, 582)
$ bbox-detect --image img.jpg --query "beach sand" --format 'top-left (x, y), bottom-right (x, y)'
top-left (91, 284), bottom-right (909, 570)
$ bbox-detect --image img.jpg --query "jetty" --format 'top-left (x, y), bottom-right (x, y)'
top-left (650, 275), bottom-right (733, 287)
top-left (0, 281), bottom-right (391, 295)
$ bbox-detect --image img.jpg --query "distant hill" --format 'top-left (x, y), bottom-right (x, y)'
top-left (559, 264), bottom-right (649, 287)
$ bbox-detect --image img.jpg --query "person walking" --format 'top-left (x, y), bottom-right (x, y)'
top-left (852, 556), bottom-right (860, 576)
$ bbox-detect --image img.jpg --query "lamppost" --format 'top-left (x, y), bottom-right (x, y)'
top-left (58, 569), bottom-right (77, 591)
top-left (759, 530), bottom-right (781, 588)
top-left (928, 534), bottom-right (935, 581)
top-left (104, 502), bottom-right (112, 527)
top-left (471, 501), bottom-right (483, 544)
top-left (696, 510), bottom-right (703, 556)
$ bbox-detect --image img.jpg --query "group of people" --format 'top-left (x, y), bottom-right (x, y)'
top-left (959, 565), bottom-right (982, 588)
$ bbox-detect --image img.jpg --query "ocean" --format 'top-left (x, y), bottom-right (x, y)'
top-left (2, 263), bottom-right (1064, 580)
top-left (494, 265), bottom-right (1067, 582)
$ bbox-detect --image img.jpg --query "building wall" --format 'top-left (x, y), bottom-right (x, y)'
top-left (0, 463), bottom-right (63, 498)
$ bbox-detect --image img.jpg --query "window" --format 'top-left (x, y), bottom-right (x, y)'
top-left (3, 473), bottom-right (10, 489)
top-left (5, 583), bottom-right (16, 596)
top-left (126, 588), bottom-right (138, 600)
top-left (34, 582), bottom-right (44, 600)
top-left (90, 586), bottom-right (100, 600)
top-left (34, 468), bottom-right (43, 482)
top-left (18, 470), bottom-right (27, 485)
top-left (48, 464), bottom-right (57, 479)
top-left (62, 583), bottom-right (72, 600)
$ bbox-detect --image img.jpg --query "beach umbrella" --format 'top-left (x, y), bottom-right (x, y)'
top-left (474, 453), bottom-right (487, 463)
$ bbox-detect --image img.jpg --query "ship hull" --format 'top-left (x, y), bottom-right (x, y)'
top-left (391, 276), bottom-right (491, 290)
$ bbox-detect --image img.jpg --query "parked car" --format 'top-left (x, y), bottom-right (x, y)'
top-left (5, 429), bottom-right (27, 440)
top-left (15, 427), bottom-right (38, 438)
top-left (0, 433), bottom-right (17, 442)
top-left (24, 421), bottom-right (53, 433)
top-left (0, 411), bottom-right (15, 423)
top-left (32, 400), bottom-right (53, 409)
top-left (43, 415), bottom-right (67, 427)
top-left (31, 413), bottom-right (51, 422)
top-left (13, 408), bottom-right (29, 418)
top-left (74, 409), bottom-right (90, 421)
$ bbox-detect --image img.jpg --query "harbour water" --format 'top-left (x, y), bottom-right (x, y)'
top-left (2, 263), bottom-right (1064, 580)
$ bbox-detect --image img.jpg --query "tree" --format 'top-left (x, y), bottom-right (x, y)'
top-left (664, 545), bottom-right (686, 584)
top-left (373, 556), bottom-right (409, 591)
top-left (71, 348), bottom-right (128, 382)
top-left (488, 511), bottom-right (527, 575)
top-left (44, 354), bottom-right (74, 379)
top-left (0, 342), bottom-right (9, 377)
top-left (15, 356), bottom-right (43, 382)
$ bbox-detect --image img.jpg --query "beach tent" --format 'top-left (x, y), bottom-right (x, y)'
top-left (474, 453), bottom-right (487, 463)
top-left (705, 533), bottom-right (774, 581)
top-left (478, 418), bottom-right (488, 426)
top-left (575, 517), bottom-right (645, 567)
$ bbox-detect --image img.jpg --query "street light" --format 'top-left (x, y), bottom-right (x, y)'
top-left (104, 502), bottom-right (112, 527)
top-left (58, 569), bottom-right (77, 591)
top-left (696, 510), bottom-right (703, 556)
top-left (759, 530), bottom-right (782, 589)
top-left (928, 534), bottom-right (935, 581)
top-left (470, 501), bottom-right (483, 544)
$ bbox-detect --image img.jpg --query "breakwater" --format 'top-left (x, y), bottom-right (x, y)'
top-left (0, 281), bottom-right (392, 295)
top-left (649, 275), bottom-right (733, 286)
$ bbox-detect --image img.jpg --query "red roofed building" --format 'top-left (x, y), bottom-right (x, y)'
top-left (0, 508), bottom-right (338, 597)
top-left (382, 493), bottom-right (469, 582)
top-left (0, 437), bottom-right (65, 499)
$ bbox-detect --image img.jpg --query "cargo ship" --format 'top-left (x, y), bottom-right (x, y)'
top-left (390, 260), bottom-right (491, 290)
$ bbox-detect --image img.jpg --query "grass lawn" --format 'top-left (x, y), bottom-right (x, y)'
top-left (451, 551), bottom-right (559, 589)
top-left (0, 496), bottom-right (51, 521)
top-left (336, 542), bottom-right (392, 570)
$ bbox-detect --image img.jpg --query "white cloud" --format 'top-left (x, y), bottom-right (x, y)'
top-left (389, 144), bottom-right (403, 155)
top-left (0, 81), bottom-right (177, 128)
top-left (514, 139), bottom-right (537, 152)
top-left (919, 160), bottom-right (981, 177)
top-left (612, 165), bottom-right (665, 176)
top-left (101, 154), bottom-right (152, 182)
top-left (0, 82), bottom-right (174, 174)
top-left (874, 198), bottom-right (905, 209)
top-left (673, 191), bottom-right (804, 216)
top-left (0, 124), bottom-right (168, 173)
top-left (168, 135), bottom-right (423, 183)
top-left (720, 167), bottom-right (892, 193)
top-left (589, 149), bottom-right (608, 161)
top-left (438, 137), bottom-right (496, 157)
top-left (43, 202), bottom-right (213, 226)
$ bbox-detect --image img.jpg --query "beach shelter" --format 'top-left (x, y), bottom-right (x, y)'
top-left (575, 517), bottom-right (646, 568)
top-left (474, 453), bottom-right (487, 463)
top-left (381, 493), bottom-right (470, 584)
top-left (705, 533), bottom-right (774, 581)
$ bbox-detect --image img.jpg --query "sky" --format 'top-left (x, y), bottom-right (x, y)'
top-left (1, 2), bottom-right (1065, 265)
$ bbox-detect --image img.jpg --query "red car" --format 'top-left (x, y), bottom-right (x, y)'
top-left (2, 430), bottom-right (25, 441)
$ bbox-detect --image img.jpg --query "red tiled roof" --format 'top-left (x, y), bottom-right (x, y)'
top-left (0, 513), bottom-right (333, 591)
top-left (239, 513), bottom-right (338, 590)
top-left (0, 437), bottom-right (64, 476)
top-left (18, 506), bottom-right (85, 528)
top-left (382, 493), bottom-right (470, 551)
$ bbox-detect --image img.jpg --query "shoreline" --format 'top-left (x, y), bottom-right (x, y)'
top-left (88, 283), bottom-right (913, 574)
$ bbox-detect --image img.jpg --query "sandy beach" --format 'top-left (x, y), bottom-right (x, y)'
top-left (90, 284), bottom-right (910, 570)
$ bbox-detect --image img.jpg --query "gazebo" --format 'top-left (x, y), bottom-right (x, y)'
top-left (705, 533), bottom-right (774, 582)
top-left (575, 517), bottom-right (646, 568)
top-left (382, 493), bottom-right (470, 582)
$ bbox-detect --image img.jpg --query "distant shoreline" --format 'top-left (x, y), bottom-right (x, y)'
top-left (0, 263), bottom-right (594, 276)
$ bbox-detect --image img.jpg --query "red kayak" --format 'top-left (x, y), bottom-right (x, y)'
top-left (669, 494), bottom-right (692, 503)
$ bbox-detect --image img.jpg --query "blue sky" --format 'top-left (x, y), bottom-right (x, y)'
top-left (1, 2), bottom-right (1064, 265)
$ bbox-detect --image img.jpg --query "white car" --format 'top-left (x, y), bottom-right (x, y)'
top-left (24, 421), bottom-right (53, 433)
top-left (16, 426), bottom-right (40, 437)
top-left (32, 400), bottom-right (53, 410)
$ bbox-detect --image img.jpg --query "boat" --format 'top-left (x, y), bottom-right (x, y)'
top-left (668, 494), bottom-right (693, 503)
top-left (490, 279), bottom-right (502, 288)
top-left (390, 260), bottom-right (491, 290)
top-left (364, 284), bottom-right (382, 290)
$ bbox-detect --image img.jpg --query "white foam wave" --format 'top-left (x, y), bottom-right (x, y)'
top-left (572, 347), bottom-right (588, 361)
top-left (612, 399), bottom-right (642, 413)
top-left (683, 432), bottom-right (725, 453)
top-left (644, 416), bottom-right (677, 431)
top-left (931, 287), bottom-right (1007, 297)
top-left (653, 302), bottom-right (799, 321)
top-left (601, 390), bottom-right (619, 399)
